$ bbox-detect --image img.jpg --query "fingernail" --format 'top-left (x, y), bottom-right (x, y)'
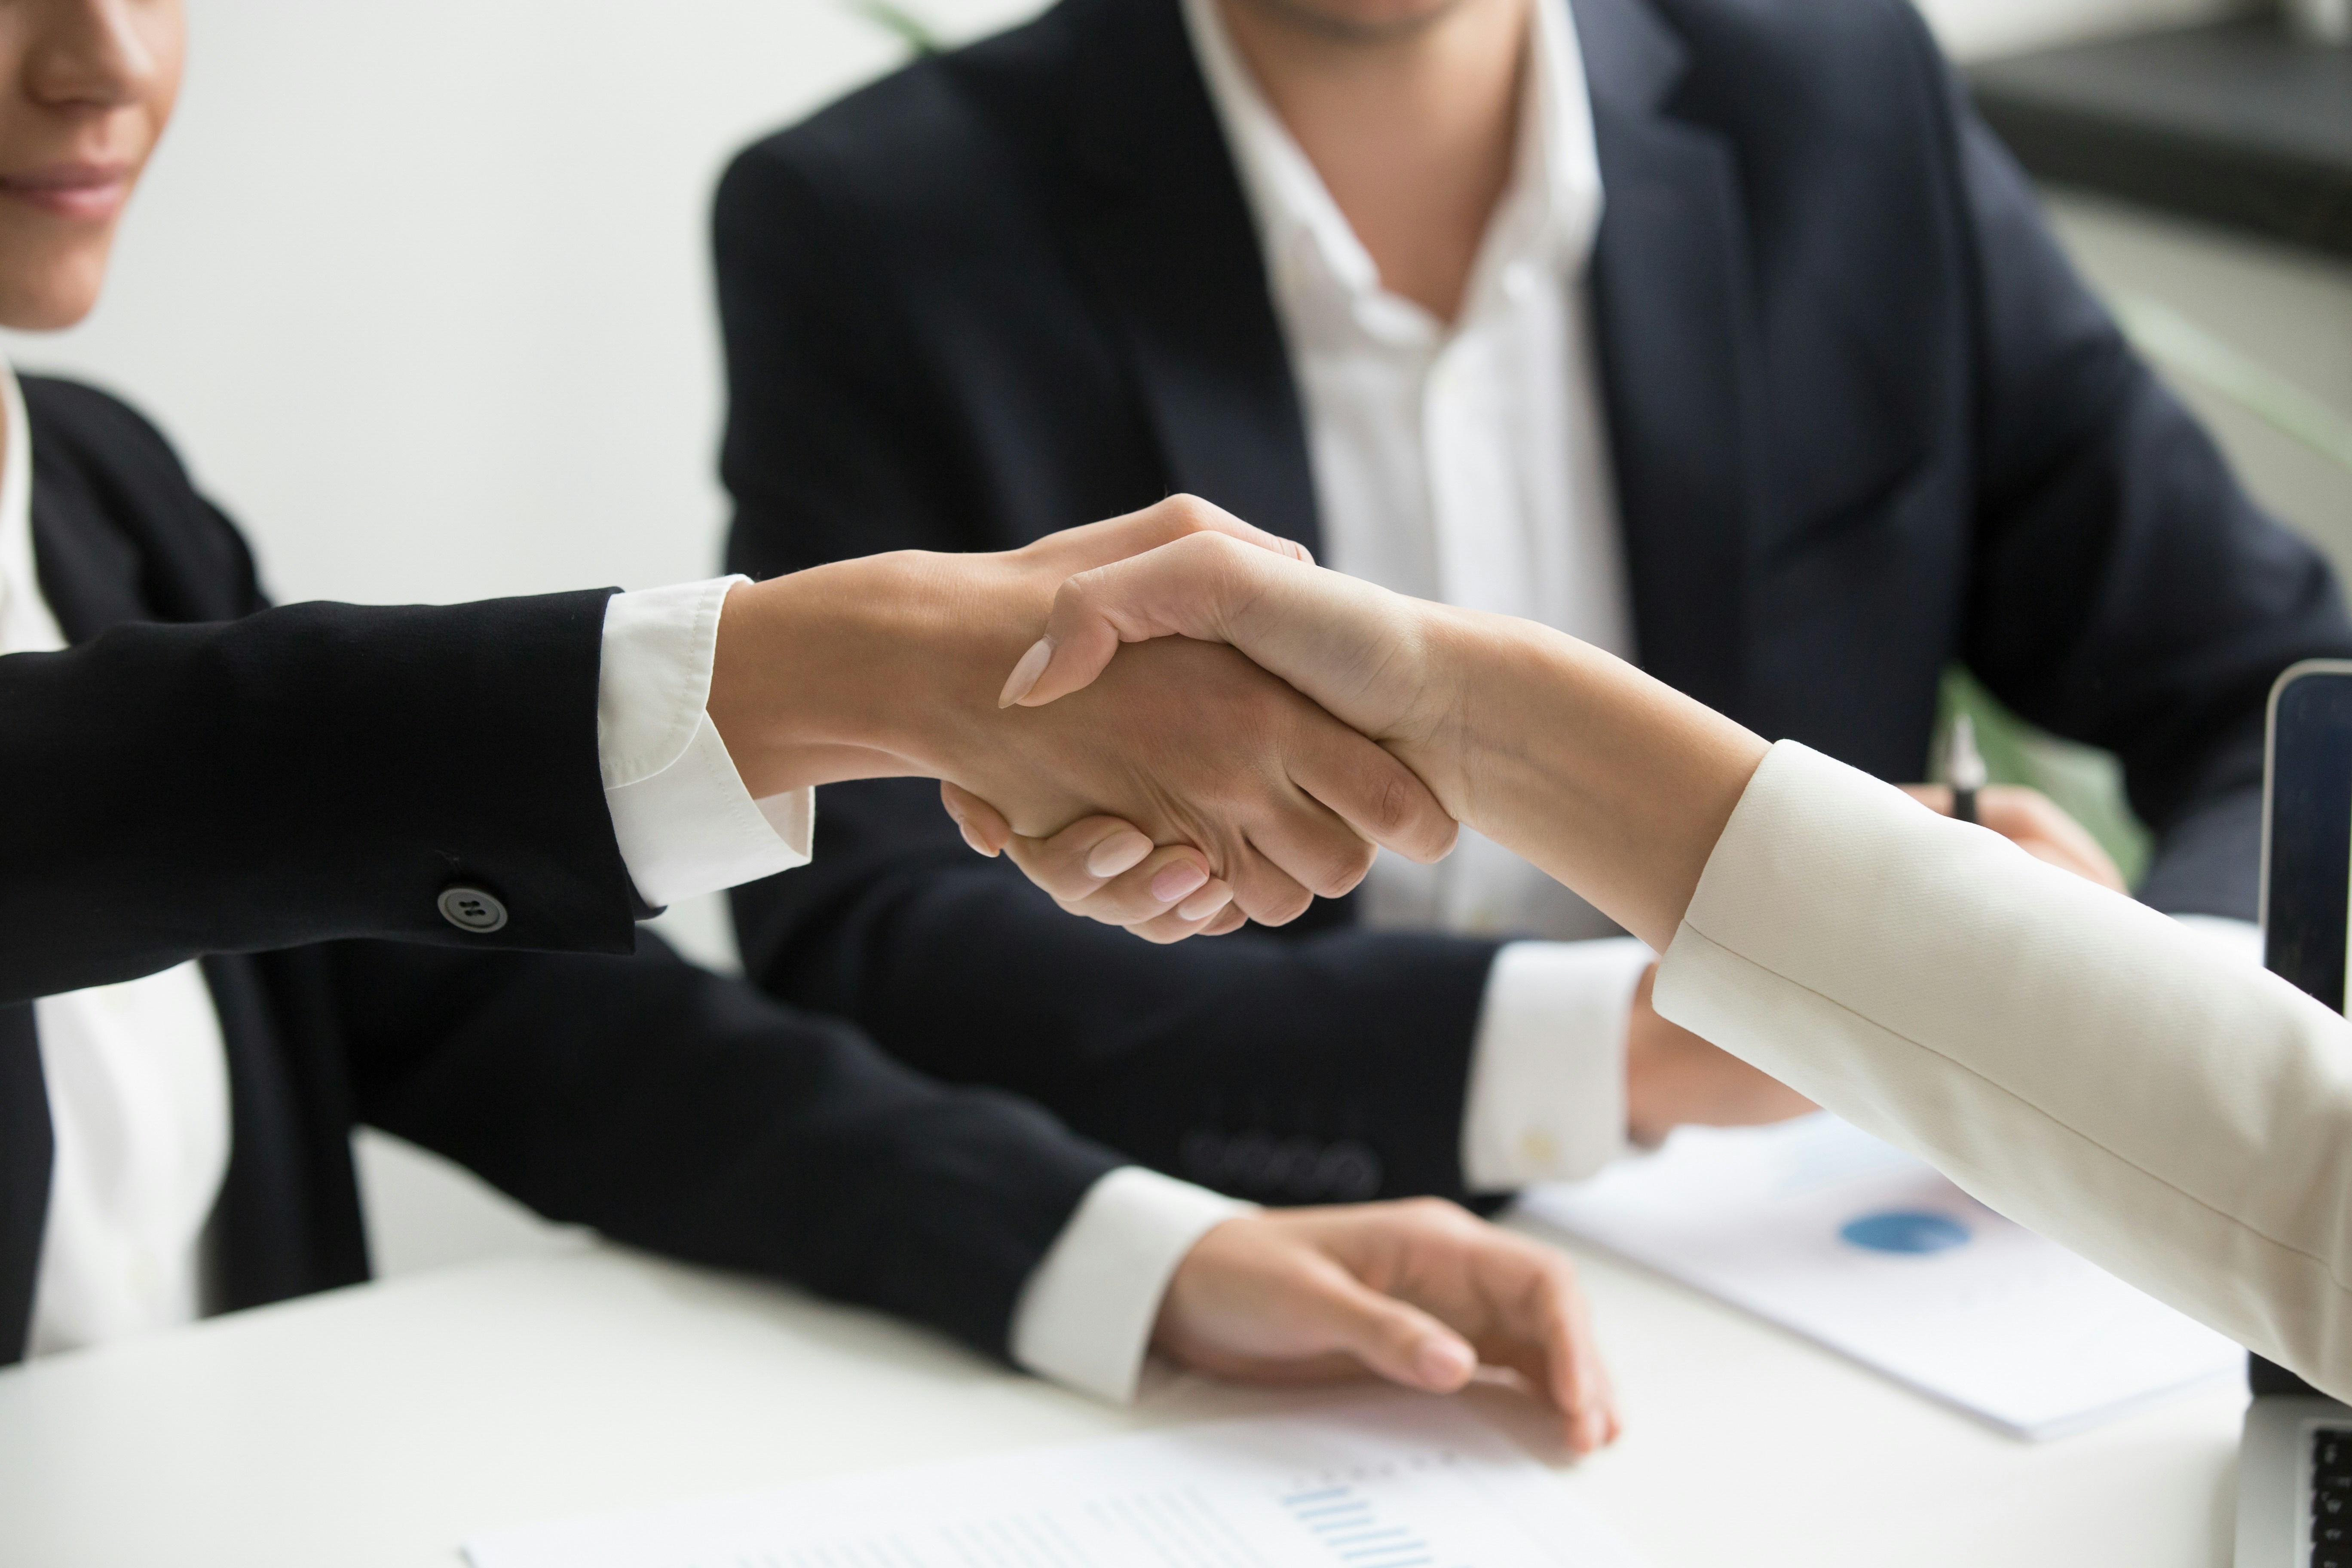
top-left (1175, 884), bottom-right (1229, 922)
top-left (997, 637), bottom-right (1054, 709)
top-left (1415, 1338), bottom-right (1476, 1387)
top-left (957, 820), bottom-right (998, 859)
top-left (1152, 862), bottom-right (1211, 903)
top-left (1085, 830), bottom-right (1153, 879)
top-left (1579, 1407), bottom-right (1610, 1452)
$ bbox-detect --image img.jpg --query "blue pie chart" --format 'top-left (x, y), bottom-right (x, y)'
top-left (1839, 1210), bottom-right (1971, 1254)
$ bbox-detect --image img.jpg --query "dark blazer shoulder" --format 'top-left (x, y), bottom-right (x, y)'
top-left (1651, 0), bottom-right (1935, 80)
top-left (1637, 0), bottom-right (1952, 180)
top-left (24, 372), bottom-right (179, 460)
top-left (720, 1), bottom-right (1081, 230)
top-left (20, 373), bottom-right (261, 629)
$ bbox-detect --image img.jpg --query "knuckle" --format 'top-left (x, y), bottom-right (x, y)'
top-left (1311, 833), bottom-right (1377, 898)
top-left (1250, 882), bottom-right (1314, 927)
top-left (1161, 493), bottom-right (1215, 536)
top-left (1403, 1196), bottom-right (1465, 1227)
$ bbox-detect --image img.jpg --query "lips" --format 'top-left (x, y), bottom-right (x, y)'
top-left (0, 162), bottom-right (133, 222)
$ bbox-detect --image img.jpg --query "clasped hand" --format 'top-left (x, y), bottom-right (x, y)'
top-left (705, 496), bottom-right (1458, 932)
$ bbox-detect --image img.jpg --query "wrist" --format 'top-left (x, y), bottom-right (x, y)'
top-left (707, 553), bottom-right (1045, 798)
top-left (1387, 605), bottom-right (1555, 831)
top-left (1374, 603), bottom-right (1485, 819)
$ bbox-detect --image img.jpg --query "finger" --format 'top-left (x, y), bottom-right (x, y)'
top-left (940, 781), bottom-right (1011, 857)
top-left (1519, 1261), bottom-right (1618, 1455)
top-left (1307, 1273), bottom-right (1480, 1394)
top-left (1198, 903), bottom-right (1249, 936)
top-left (1413, 1228), bottom-right (1616, 1455)
top-left (1286, 723), bottom-right (1458, 866)
top-left (1221, 845), bottom-right (1321, 927)
top-left (1122, 493), bottom-right (1316, 567)
top-left (1066, 846), bottom-right (1224, 925)
top-left (999, 824), bottom-right (1227, 925)
top-left (992, 814), bottom-right (1160, 902)
top-left (1012, 497), bottom-right (1314, 616)
top-left (1119, 879), bottom-right (1239, 943)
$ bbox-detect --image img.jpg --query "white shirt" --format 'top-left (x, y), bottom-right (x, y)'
top-left (1183, 0), bottom-right (1647, 1189)
top-left (2, 359), bottom-right (1239, 1399)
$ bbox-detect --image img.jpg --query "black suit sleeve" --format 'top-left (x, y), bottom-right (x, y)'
top-left (1938, 67), bottom-right (2352, 918)
top-left (714, 138), bottom-right (1506, 1207)
top-left (0, 379), bottom-right (642, 1003)
top-left (335, 933), bottom-right (1122, 1358)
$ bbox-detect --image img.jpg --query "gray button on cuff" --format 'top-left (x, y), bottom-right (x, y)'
top-left (436, 885), bottom-right (509, 934)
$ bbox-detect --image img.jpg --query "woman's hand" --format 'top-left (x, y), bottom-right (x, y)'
top-left (940, 784), bottom-right (1249, 939)
top-left (997, 510), bottom-right (1460, 781)
top-left (976, 495), bottom-right (1770, 952)
top-left (1155, 1200), bottom-right (1621, 1456)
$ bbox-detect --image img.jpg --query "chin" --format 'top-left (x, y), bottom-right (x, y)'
top-left (0, 242), bottom-right (112, 333)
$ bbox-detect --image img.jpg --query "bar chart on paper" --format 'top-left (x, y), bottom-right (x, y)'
top-left (1282, 1478), bottom-right (1440, 1568)
top-left (463, 1396), bottom-right (1645, 1568)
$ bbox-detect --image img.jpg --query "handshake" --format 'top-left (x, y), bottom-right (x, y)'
top-left (708, 491), bottom-right (2116, 976)
top-left (706, 496), bottom-right (1464, 940)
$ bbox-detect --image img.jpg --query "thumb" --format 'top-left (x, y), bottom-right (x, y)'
top-left (1308, 1274), bottom-right (1480, 1394)
top-left (998, 532), bottom-right (1287, 709)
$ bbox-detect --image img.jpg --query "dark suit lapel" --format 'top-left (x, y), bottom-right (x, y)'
top-left (25, 421), bottom-right (157, 644)
top-left (0, 1005), bottom-right (51, 1364)
top-left (1575, 0), bottom-right (1767, 721)
top-left (1054, 0), bottom-right (1322, 554)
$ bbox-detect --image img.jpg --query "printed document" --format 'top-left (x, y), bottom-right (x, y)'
top-left (464, 1394), bottom-right (1644, 1568)
top-left (1519, 1112), bottom-right (2242, 1439)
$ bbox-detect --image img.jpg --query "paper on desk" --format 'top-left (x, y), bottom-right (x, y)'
top-left (463, 1394), bottom-right (1644, 1568)
top-left (1517, 1112), bottom-right (2242, 1440)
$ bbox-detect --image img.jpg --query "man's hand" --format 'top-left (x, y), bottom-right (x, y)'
top-left (705, 497), bottom-right (1458, 928)
top-left (1155, 1200), bottom-right (1621, 1455)
top-left (1624, 963), bottom-right (1815, 1145)
top-left (1902, 783), bottom-right (2127, 892)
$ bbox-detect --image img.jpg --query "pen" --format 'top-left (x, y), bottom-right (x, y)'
top-left (1947, 712), bottom-right (1987, 826)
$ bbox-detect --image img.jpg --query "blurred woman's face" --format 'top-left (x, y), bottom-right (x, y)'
top-left (0, 0), bottom-right (180, 331)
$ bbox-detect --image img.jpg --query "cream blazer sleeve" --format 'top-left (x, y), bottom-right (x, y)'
top-left (1652, 741), bottom-right (2352, 1399)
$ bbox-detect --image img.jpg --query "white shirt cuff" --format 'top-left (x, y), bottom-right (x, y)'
top-left (597, 578), bottom-right (812, 908)
top-left (2171, 913), bottom-right (2263, 967)
top-left (1009, 1166), bottom-right (1253, 1403)
top-left (1460, 938), bottom-right (1653, 1190)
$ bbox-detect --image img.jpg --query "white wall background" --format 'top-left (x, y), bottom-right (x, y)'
top-left (0, 0), bottom-right (2291, 1279)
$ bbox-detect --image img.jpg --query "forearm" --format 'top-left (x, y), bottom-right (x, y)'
top-left (343, 934), bottom-right (1123, 1360)
top-left (1651, 742), bottom-right (2352, 1400)
top-left (0, 591), bottom-right (633, 1001)
top-left (757, 848), bottom-right (1498, 1203)
top-left (1404, 609), bottom-right (1767, 951)
top-left (707, 551), bottom-right (1034, 800)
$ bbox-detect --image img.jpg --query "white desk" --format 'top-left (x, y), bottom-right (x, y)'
top-left (0, 1224), bottom-right (2248, 1567)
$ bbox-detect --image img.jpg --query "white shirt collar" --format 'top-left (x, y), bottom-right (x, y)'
top-left (0, 358), bottom-right (63, 656)
top-left (1180, 0), bottom-right (1605, 332)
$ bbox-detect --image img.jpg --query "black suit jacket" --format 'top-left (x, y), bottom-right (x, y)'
top-left (0, 375), bottom-right (1121, 1365)
top-left (714, 0), bottom-right (2352, 1205)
